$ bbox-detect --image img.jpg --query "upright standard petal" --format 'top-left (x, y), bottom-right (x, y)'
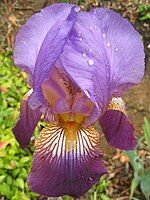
top-left (14, 3), bottom-right (76, 75)
top-left (60, 8), bottom-right (145, 115)
top-left (28, 122), bottom-right (107, 198)
top-left (12, 92), bottom-right (41, 148)
top-left (99, 98), bottom-right (137, 150)
top-left (14, 4), bottom-right (78, 110)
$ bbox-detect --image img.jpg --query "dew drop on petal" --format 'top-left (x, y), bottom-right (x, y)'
top-left (102, 33), bottom-right (106, 39)
top-left (88, 59), bottom-right (94, 66)
top-left (93, 92), bottom-right (96, 97)
top-left (88, 177), bottom-right (94, 181)
top-left (89, 48), bottom-right (93, 53)
top-left (79, 37), bottom-right (83, 41)
top-left (93, 10), bottom-right (97, 15)
top-left (89, 26), bottom-right (93, 30)
top-left (106, 42), bottom-right (111, 47)
top-left (94, 25), bottom-right (97, 29)
top-left (95, 65), bottom-right (99, 69)
top-left (84, 90), bottom-right (91, 98)
top-left (77, 23), bottom-right (80, 26)
top-left (82, 52), bottom-right (87, 58)
top-left (115, 47), bottom-right (119, 52)
top-left (75, 72), bottom-right (78, 76)
top-left (77, 31), bottom-right (82, 36)
top-left (63, 49), bottom-right (67, 54)
top-left (74, 6), bottom-right (80, 13)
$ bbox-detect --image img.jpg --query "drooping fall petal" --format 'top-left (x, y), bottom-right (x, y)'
top-left (28, 122), bottom-right (107, 198)
top-left (12, 93), bottom-right (41, 148)
top-left (99, 98), bottom-right (137, 150)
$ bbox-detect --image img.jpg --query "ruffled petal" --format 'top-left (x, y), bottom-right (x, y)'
top-left (12, 91), bottom-right (41, 148)
top-left (99, 98), bottom-right (137, 150)
top-left (60, 8), bottom-right (145, 114)
top-left (28, 122), bottom-right (107, 198)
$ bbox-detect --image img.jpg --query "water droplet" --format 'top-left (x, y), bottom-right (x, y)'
top-left (115, 47), bottom-right (118, 52)
top-left (106, 42), bottom-right (111, 47)
top-left (77, 31), bottom-right (82, 36)
top-left (93, 92), bottom-right (97, 97)
top-left (102, 33), bottom-right (106, 39)
top-left (88, 59), bottom-right (94, 66)
top-left (93, 10), bottom-right (97, 15)
top-left (75, 72), bottom-right (78, 76)
top-left (63, 49), bottom-right (67, 54)
top-left (74, 6), bottom-right (80, 13)
top-left (95, 65), bottom-right (99, 69)
top-left (82, 52), bottom-right (87, 58)
top-left (79, 37), bottom-right (82, 41)
top-left (77, 23), bottom-right (79, 26)
top-left (84, 90), bottom-right (91, 98)
top-left (89, 177), bottom-right (94, 181)
top-left (89, 26), bottom-right (93, 30)
top-left (94, 25), bottom-right (97, 29)
top-left (33, 102), bottom-right (37, 106)
top-left (89, 48), bottom-right (93, 53)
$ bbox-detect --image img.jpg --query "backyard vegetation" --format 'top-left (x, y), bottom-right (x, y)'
top-left (0, 0), bottom-right (150, 200)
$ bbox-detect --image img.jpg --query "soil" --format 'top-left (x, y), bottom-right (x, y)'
top-left (0, 0), bottom-right (150, 199)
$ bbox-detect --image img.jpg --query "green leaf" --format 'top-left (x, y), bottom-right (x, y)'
top-left (0, 158), bottom-right (4, 168)
top-left (140, 171), bottom-right (150, 200)
top-left (6, 175), bottom-right (13, 185)
top-left (101, 194), bottom-right (110, 200)
top-left (0, 175), bottom-right (6, 183)
top-left (16, 178), bottom-right (24, 189)
top-left (126, 150), bottom-right (144, 199)
top-left (0, 183), bottom-right (11, 198)
top-left (20, 157), bottom-right (30, 164)
top-left (143, 117), bottom-right (150, 151)
top-left (130, 177), bottom-right (140, 200)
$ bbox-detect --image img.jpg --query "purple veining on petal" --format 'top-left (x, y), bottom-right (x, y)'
top-left (28, 123), bottom-right (107, 198)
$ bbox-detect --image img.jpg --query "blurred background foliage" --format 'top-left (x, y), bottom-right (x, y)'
top-left (0, 0), bottom-right (150, 200)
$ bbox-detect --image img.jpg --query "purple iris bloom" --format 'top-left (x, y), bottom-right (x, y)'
top-left (13, 3), bottom-right (145, 198)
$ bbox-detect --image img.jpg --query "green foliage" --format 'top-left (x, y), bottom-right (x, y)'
top-left (89, 179), bottom-right (110, 200)
top-left (0, 52), bottom-right (39, 199)
top-left (143, 117), bottom-right (150, 151)
top-left (137, 4), bottom-right (150, 21)
top-left (126, 118), bottom-right (150, 200)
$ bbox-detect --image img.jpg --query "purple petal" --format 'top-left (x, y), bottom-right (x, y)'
top-left (14, 3), bottom-right (76, 76)
top-left (12, 92), bottom-right (41, 148)
top-left (14, 4), bottom-right (78, 110)
top-left (28, 123), bottom-right (107, 198)
top-left (60, 8), bottom-right (145, 113)
top-left (99, 110), bottom-right (137, 150)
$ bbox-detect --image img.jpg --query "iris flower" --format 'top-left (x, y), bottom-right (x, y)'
top-left (13, 3), bottom-right (145, 198)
